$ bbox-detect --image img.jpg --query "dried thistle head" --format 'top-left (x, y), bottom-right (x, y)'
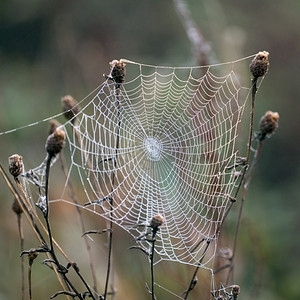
top-left (28, 250), bottom-right (38, 266)
top-left (231, 285), bottom-right (240, 296)
top-left (45, 127), bottom-right (66, 156)
top-left (61, 95), bottom-right (80, 124)
top-left (109, 59), bottom-right (126, 85)
top-left (48, 119), bottom-right (61, 135)
top-left (250, 51), bottom-right (269, 78)
top-left (149, 213), bottom-right (165, 230)
top-left (259, 110), bottom-right (279, 140)
top-left (8, 154), bottom-right (23, 179)
top-left (12, 198), bottom-right (23, 215)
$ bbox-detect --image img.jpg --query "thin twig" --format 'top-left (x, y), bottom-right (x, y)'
top-left (183, 240), bottom-right (211, 299)
top-left (216, 77), bottom-right (258, 236)
top-left (15, 178), bottom-right (77, 267)
top-left (104, 83), bottom-right (121, 300)
top-left (67, 262), bottom-right (96, 299)
top-left (28, 261), bottom-right (33, 300)
top-left (59, 154), bottom-right (99, 293)
top-left (43, 155), bottom-right (86, 300)
top-left (0, 163), bottom-right (70, 299)
top-left (173, 0), bottom-right (210, 67)
top-left (226, 139), bottom-right (264, 284)
top-left (150, 237), bottom-right (156, 300)
top-left (17, 214), bottom-right (25, 300)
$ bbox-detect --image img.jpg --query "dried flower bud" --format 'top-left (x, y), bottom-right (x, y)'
top-left (12, 198), bottom-right (23, 215)
top-left (61, 95), bottom-right (80, 124)
top-left (250, 51), bottom-right (269, 78)
top-left (8, 154), bottom-right (23, 178)
top-left (231, 285), bottom-right (240, 296)
top-left (259, 110), bottom-right (279, 140)
top-left (109, 59), bottom-right (126, 85)
top-left (46, 128), bottom-right (66, 156)
top-left (149, 213), bottom-right (165, 229)
top-left (48, 119), bottom-right (61, 135)
top-left (28, 250), bottom-right (38, 266)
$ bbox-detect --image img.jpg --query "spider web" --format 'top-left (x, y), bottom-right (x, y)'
top-left (18, 56), bottom-right (254, 269)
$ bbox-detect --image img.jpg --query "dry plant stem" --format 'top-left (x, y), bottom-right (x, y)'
top-left (59, 154), bottom-right (99, 293)
top-left (44, 156), bottom-right (86, 300)
top-left (104, 85), bottom-right (121, 299)
top-left (150, 231), bottom-right (157, 300)
top-left (226, 139), bottom-right (264, 284)
top-left (216, 77), bottom-right (258, 235)
top-left (17, 214), bottom-right (25, 300)
top-left (28, 262), bottom-right (33, 300)
top-left (0, 163), bottom-right (70, 299)
top-left (184, 79), bottom-right (259, 297)
top-left (73, 122), bottom-right (106, 298)
top-left (184, 240), bottom-right (211, 299)
top-left (15, 179), bottom-right (75, 265)
top-left (184, 78), bottom-right (258, 294)
top-left (173, 0), bottom-right (209, 67)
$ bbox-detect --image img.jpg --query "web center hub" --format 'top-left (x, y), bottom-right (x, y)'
top-left (143, 137), bottom-right (163, 161)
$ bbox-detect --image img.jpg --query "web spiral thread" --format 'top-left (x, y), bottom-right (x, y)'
top-left (26, 57), bottom-right (253, 268)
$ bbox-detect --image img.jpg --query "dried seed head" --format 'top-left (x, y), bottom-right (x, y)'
top-left (61, 95), bottom-right (80, 123)
top-left (8, 154), bottom-right (23, 178)
top-left (46, 128), bottom-right (66, 156)
top-left (149, 213), bottom-right (165, 229)
top-left (250, 51), bottom-right (269, 78)
top-left (28, 250), bottom-right (38, 266)
top-left (48, 119), bottom-right (61, 135)
top-left (12, 198), bottom-right (23, 215)
top-left (109, 59), bottom-right (126, 84)
top-left (231, 285), bottom-right (240, 296)
top-left (259, 110), bottom-right (279, 140)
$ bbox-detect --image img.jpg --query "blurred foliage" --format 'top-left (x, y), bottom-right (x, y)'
top-left (0, 0), bottom-right (299, 299)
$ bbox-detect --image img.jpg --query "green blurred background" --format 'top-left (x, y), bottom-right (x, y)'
top-left (0, 0), bottom-right (299, 299)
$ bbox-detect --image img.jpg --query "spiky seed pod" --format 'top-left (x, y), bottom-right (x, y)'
top-left (8, 154), bottom-right (23, 179)
top-left (149, 213), bottom-right (165, 229)
top-left (250, 51), bottom-right (269, 78)
top-left (231, 285), bottom-right (241, 296)
top-left (61, 95), bottom-right (80, 124)
top-left (109, 59), bottom-right (126, 85)
top-left (12, 198), bottom-right (23, 215)
top-left (45, 128), bottom-right (66, 156)
top-left (48, 119), bottom-right (61, 135)
top-left (259, 110), bottom-right (279, 140)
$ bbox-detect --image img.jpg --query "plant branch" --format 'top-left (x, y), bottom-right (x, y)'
top-left (17, 214), bottom-right (25, 300)
top-left (59, 154), bottom-right (99, 293)
top-left (226, 138), bottom-right (264, 284)
top-left (216, 77), bottom-right (258, 236)
top-left (173, 0), bottom-right (210, 66)
top-left (0, 163), bottom-right (69, 299)
top-left (43, 155), bottom-right (86, 300)
top-left (183, 239), bottom-right (211, 299)
top-left (103, 84), bottom-right (121, 300)
top-left (150, 238), bottom-right (156, 300)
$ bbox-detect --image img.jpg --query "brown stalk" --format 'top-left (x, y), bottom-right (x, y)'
top-left (17, 213), bottom-right (25, 300)
top-left (225, 138), bottom-right (264, 284)
top-left (0, 163), bottom-right (70, 299)
top-left (43, 153), bottom-right (92, 300)
top-left (59, 153), bottom-right (99, 293)
top-left (103, 82), bottom-right (121, 300)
